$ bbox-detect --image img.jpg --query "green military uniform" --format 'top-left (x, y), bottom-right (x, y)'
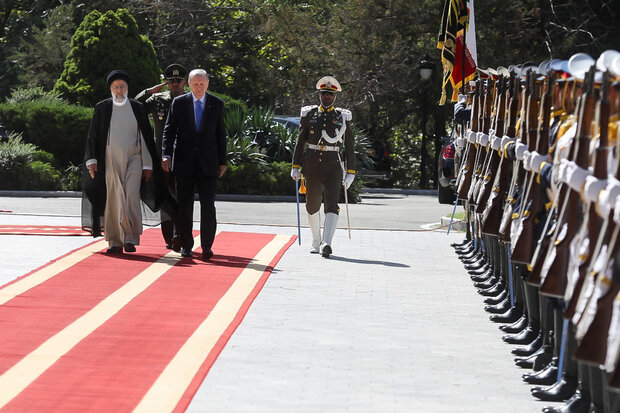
top-left (134, 63), bottom-right (187, 248)
top-left (291, 76), bottom-right (356, 258)
top-left (292, 105), bottom-right (356, 214)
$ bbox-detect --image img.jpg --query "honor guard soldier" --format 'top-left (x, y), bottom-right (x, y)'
top-left (135, 63), bottom-right (187, 249)
top-left (290, 76), bottom-right (356, 257)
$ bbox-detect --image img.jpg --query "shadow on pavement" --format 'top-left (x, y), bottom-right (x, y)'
top-left (327, 255), bottom-right (409, 267)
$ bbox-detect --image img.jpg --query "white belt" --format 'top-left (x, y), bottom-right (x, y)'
top-left (308, 144), bottom-right (339, 152)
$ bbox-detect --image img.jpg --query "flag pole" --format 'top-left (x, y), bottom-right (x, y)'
top-left (295, 178), bottom-right (301, 245)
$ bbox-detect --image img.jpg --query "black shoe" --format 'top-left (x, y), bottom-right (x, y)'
top-left (474, 277), bottom-right (500, 289)
top-left (470, 270), bottom-right (493, 281)
top-left (106, 246), bottom-right (123, 254)
top-left (171, 236), bottom-right (182, 253)
top-left (202, 249), bottom-right (214, 260)
top-left (500, 315), bottom-right (528, 333)
top-left (531, 377), bottom-right (578, 402)
top-left (180, 248), bottom-right (193, 257)
top-left (321, 244), bottom-right (332, 258)
top-left (124, 243), bottom-right (136, 253)
top-left (465, 261), bottom-right (488, 271)
top-left (478, 283), bottom-right (505, 297)
top-left (503, 326), bottom-right (538, 344)
top-left (485, 289), bottom-right (508, 305)
top-left (523, 360), bottom-right (558, 385)
top-left (489, 307), bottom-right (522, 323)
top-left (541, 389), bottom-right (590, 413)
top-left (515, 346), bottom-right (552, 370)
top-left (511, 333), bottom-right (543, 356)
top-left (165, 243), bottom-right (173, 249)
top-left (485, 298), bottom-right (511, 314)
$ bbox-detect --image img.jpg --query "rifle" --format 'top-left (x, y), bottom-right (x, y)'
top-left (539, 66), bottom-right (597, 298)
top-left (481, 73), bottom-right (519, 235)
top-left (565, 70), bottom-right (611, 319)
top-left (526, 76), bottom-right (579, 286)
top-left (475, 76), bottom-right (507, 214)
top-left (456, 80), bottom-right (480, 200)
top-left (511, 72), bottom-right (552, 264)
top-left (498, 70), bottom-right (533, 242)
top-left (469, 79), bottom-right (496, 205)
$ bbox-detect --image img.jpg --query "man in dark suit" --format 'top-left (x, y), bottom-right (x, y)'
top-left (161, 68), bottom-right (227, 260)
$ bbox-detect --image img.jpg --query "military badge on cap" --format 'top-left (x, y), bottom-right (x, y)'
top-left (316, 76), bottom-right (342, 92)
top-left (164, 63), bottom-right (187, 79)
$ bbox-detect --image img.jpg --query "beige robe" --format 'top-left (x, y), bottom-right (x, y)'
top-left (104, 102), bottom-right (152, 247)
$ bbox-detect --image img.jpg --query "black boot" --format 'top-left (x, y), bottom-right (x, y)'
top-left (500, 314), bottom-right (528, 333)
top-left (485, 289), bottom-right (508, 305)
top-left (522, 358), bottom-right (558, 385)
top-left (503, 326), bottom-right (538, 344)
top-left (490, 306), bottom-right (522, 323)
top-left (541, 386), bottom-right (591, 413)
top-left (531, 377), bottom-right (578, 402)
top-left (511, 333), bottom-right (543, 356)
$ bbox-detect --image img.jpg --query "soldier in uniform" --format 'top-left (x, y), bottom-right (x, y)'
top-left (290, 76), bottom-right (356, 258)
top-left (135, 63), bottom-right (187, 249)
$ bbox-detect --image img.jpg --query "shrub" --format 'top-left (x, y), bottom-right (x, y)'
top-left (0, 133), bottom-right (63, 190)
top-left (54, 9), bottom-right (160, 106)
top-left (0, 100), bottom-right (92, 167)
top-left (218, 161), bottom-right (294, 196)
top-left (6, 86), bottom-right (67, 104)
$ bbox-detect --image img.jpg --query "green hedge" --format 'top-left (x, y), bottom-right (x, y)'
top-left (0, 101), bottom-right (92, 168)
top-left (218, 161), bottom-right (294, 196)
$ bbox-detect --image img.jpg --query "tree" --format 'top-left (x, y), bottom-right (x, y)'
top-left (54, 8), bottom-right (160, 106)
top-left (10, 3), bottom-right (76, 91)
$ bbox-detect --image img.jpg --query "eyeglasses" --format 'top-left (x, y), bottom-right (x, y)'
top-left (167, 78), bottom-right (184, 84)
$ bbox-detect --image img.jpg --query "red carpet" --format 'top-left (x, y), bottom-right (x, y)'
top-left (0, 225), bottom-right (91, 236)
top-left (0, 228), bottom-right (295, 412)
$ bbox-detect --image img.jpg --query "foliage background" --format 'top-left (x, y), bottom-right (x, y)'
top-left (1, 0), bottom-right (618, 189)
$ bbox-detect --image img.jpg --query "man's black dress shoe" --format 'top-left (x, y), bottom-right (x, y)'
top-left (171, 236), bottom-right (182, 253)
top-left (531, 377), bottom-right (578, 402)
top-left (106, 246), bottom-right (123, 254)
top-left (202, 249), bottom-right (214, 260)
top-left (124, 243), bottom-right (136, 253)
top-left (484, 290), bottom-right (508, 305)
top-left (180, 248), bottom-right (193, 257)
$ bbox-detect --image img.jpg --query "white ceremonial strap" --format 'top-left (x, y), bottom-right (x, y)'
top-left (614, 194), bottom-right (620, 224)
top-left (583, 176), bottom-right (607, 204)
top-left (556, 123), bottom-right (577, 161)
top-left (300, 105), bottom-right (317, 117)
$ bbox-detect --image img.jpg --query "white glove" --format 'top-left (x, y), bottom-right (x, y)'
top-left (291, 167), bottom-right (301, 181)
top-left (566, 163), bottom-right (589, 192)
top-left (478, 133), bottom-right (489, 147)
top-left (614, 195), bottom-right (620, 225)
top-left (491, 136), bottom-right (501, 150)
top-left (457, 94), bottom-right (467, 104)
top-left (515, 143), bottom-right (528, 160)
top-left (530, 152), bottom-right (547, 172)
top-left (583, 176), bottom-right (607, 204)
top-left (455, 137), bottom-right (465, 148)
top-left (344, 173), bottom-right (355, 189)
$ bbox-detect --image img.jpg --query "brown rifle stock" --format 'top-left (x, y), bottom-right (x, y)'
top-left (540, 67), bottom-right (597, 297)
top-left (481, 74), bottom-right (519, 235)
top-left (457, 82), bottom-right (480, 200)
top-left (565, 70), bottom-right (611, 318)
top-left (512, 74), bottom-right (551, 264)
top-left (476, 76), bottom-right (507, 213)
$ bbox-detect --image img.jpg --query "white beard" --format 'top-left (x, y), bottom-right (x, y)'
top-left (111, 92), bottom-right (128, 106)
